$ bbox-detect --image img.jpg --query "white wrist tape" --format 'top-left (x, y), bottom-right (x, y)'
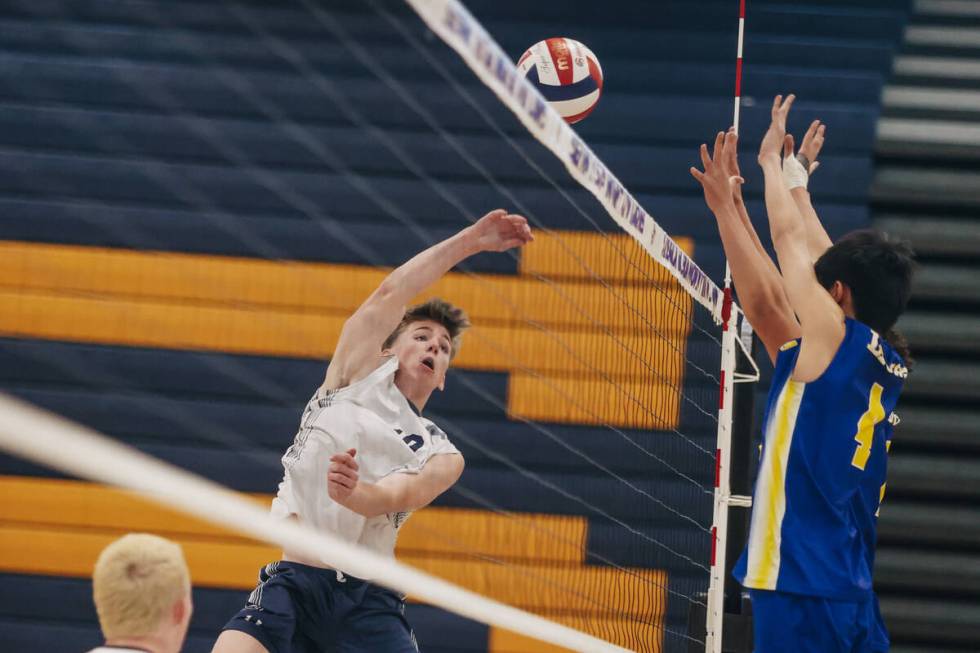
top-left (783, 154), bottom-right (809, 190)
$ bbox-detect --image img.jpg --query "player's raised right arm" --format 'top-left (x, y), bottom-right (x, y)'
top-left (324, 209), bottom-right (532, 390)
top-left (759, 95), bottom-right (845, 381)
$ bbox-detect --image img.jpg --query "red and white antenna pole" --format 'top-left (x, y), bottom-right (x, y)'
top-left (707, 2), bottom-right (748, 652)
top-left (732, 0), bottom-right (746, 138)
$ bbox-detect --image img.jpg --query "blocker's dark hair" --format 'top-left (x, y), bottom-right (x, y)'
top-left (382, 297), bottom-right (470, 360)
top-left (814, 229), bottom-right (916, 363)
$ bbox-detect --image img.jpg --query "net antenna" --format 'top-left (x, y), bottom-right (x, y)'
top-left (706, 2), bottom-right (761, 652)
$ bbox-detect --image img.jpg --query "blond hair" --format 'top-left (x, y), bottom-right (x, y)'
top-left (92, 533), bottom-right (191, 639)
top-left (382, 298), bottom-right (470, 360)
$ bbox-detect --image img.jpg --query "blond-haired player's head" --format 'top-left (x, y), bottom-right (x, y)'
top-left (92, 533), bottom-right (193, 653)
top-left (382, 297), bottom-right (470, 401)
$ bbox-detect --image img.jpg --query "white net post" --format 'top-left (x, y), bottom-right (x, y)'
top-left (706, 294), bottom-right (739, 653)
top-left (706, 1), bottom-right (749, 650)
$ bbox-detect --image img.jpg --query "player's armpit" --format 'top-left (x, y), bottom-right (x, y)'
top-left (744, 298), bottom-right (801, 364)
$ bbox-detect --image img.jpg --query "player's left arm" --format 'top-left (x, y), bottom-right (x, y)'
top-left (759, 95), bottom-right (845, 381)
top-left (327, 449), bottom-right (464, 518)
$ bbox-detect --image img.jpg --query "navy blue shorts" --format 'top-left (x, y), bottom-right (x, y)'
top-left (222, 561), bottom-right (418, 653)
top-left (749, 589), bottom-right (889, 653)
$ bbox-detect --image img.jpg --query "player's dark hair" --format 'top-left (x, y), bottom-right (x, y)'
top-left (814, 229), bottom-right (915, 364)
top-left (382, 297), bottom-right (471, 360)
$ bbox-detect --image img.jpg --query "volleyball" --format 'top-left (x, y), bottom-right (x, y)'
top-left (517, 37), bottom-right (603, 124)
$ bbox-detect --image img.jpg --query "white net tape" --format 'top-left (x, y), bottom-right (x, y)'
top-left (0, 392), bottom-right (629, 652)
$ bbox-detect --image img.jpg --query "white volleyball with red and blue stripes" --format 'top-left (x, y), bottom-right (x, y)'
top-left (517, 37), bottom-right (603, 124)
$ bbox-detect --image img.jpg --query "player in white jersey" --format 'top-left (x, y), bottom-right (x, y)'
top-left (213, 209), bottom-right (533, 653)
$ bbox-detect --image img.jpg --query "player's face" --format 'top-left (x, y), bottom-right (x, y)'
top-left (390, 320), bottom-right (453, 393)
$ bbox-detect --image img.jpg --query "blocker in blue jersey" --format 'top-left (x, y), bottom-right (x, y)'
top-left (691, 96), bottom-right (915, 653)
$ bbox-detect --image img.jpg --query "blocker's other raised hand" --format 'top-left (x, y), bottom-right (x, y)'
top-left (691, 130), bottom-right (744, 215)
top-left (467, 209), bottom-right (533, 253)
top-left (721, 127), bottom-right (745, 203)
top-left (797, 119), bottom-right (826, 175)
top-left (759, 94), bottom-right (795, 165)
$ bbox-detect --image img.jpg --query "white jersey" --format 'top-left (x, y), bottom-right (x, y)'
top-left (271, 357), bottom-right (460, 566)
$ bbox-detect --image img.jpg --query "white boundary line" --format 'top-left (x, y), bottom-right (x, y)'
top-left (0, 392), bottom-right (628, 653)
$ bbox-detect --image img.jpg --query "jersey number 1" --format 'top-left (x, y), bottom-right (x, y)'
top-left (851, 382), bottom-right (885, 471)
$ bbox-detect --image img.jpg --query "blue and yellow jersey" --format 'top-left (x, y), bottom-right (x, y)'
top-left (733, 318), bottom-right (907, 600)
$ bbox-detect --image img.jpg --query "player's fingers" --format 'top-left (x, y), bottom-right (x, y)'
top-left (689, 167), bottom-right (705, 183)
top-left (329, 463), bottom-right (358, 482)
top-left (803, 120), bottom-right (820, 143)
top-left (781, 94), bottom-right (796, 116)
top-left (330, 453), bottom-right (358, 471)
top-left (481, 208), bottom-right (507, 223)
top-left (724, 132), bottom-right (740, 165)
top-left (699, 143), bottom-right (711, 169)
top-left (328, 472), bottom-right (355, 489)
top-left (712, 131), bottom-right (725, 160)
top-left (772, 94), bottom-right (782, 117)
top-left (810, 161), bottom-right (820, 175)
top-left (509, 224), bottom-right (532, 243)
top-left (730, 176), bottom-right (745, 186)
top-left (503, 214), bottom-right (527, 228)
top-left (783, 134), bottom-right (795, 158)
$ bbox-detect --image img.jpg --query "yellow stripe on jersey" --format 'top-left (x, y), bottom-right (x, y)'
top-left (851, 383), bottom-right (885, 470)
top-left (743, 379), bottom-right (805, 589)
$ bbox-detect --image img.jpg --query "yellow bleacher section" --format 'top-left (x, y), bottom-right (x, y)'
top-left (0, 476), bottom-right (666, 651)
top-left (0, 233), bottom-right (693, 428)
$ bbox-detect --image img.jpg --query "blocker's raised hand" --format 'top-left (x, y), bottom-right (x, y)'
top-left (691, 130), bottom-right (744, 215)
top-left (797, 119), bottom-right (826, 175)
top-left (759, 94), bottom-right (796, 165)
top-left (721, 127), bottom-right (746, 204)
top-left (466, 209), bottom-right (533, 253)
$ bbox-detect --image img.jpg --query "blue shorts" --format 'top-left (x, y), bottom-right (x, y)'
top-left (749, 589), bottom-right (889, 653)
top-left (222, 561), bottom-right (418, 653)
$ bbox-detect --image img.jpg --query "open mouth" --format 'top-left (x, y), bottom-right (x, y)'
top-left (421, 357), bottom-right (435, 371)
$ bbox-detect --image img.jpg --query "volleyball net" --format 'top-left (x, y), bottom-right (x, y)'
top-left (0, 1), bottom-right (756, 651)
